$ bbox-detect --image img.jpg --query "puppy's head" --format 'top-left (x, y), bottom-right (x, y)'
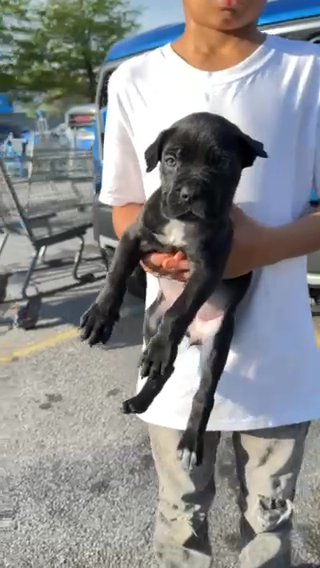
top-left (145, 112), bottom-right (267, 222)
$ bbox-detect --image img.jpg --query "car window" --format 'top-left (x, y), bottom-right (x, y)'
top-left (98, 67), bottom-right (117, 110)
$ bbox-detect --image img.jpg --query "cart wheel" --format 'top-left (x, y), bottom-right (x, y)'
top-left (79, 272), bottom-right (95, 284)
top-left (14, 295), bottom-right (42, 330)
top-left (0, 273), bottom-right (10, 303)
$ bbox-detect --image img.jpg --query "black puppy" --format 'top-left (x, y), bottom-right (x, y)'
top-left (80, 112), bottom-right (267, 470)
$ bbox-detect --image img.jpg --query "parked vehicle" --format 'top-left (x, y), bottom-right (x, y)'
top-left (0, 94), bottom-right (13, 114)
top-left (64, 104), bottom-right (96, 151)
top-left (93, 0), bottom-right (320, 300)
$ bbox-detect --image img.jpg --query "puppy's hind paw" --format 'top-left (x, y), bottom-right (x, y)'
top-left (177, 447), bottom-right (198, 472)
top-left (121, 396), bottom-right (150, 415)
top-left (122, 399), bottom-right (136, 414)
top-left (177, 430), bottom-right (204, 471)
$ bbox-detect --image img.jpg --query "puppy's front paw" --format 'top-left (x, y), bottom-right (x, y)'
top-left (140, 334), bottom-right (177, 379)
top-left (80, 303), bottom-right (117, 346)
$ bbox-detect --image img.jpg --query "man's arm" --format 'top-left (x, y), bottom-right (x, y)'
top-left (262, 109), bottom-right (320, 268)
top-left (132, 204), bottom-right (320, 282)
top-left (221, 206), bottom-right (320, 279)
top-left (254, 207), bottom-right (320, 268)
top-left (248, 109), bottom-right (320, 273)
top-left (112, 203), bottom-right (143, 239)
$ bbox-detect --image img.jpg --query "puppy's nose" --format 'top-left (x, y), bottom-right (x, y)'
top-left (180, 186), bottom-right (193, 203)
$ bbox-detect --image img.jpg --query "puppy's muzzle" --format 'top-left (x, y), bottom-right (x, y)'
top-left (180, 186), bottom-right (194, 204)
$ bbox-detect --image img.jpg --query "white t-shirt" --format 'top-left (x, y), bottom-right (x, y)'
top-left (100, 34), bottom-right (320, 431)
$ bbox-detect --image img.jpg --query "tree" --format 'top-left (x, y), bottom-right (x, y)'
top-left (14, 0), bottom-right (140, 105)
top-left (0, 0), bottom-right (30, 93)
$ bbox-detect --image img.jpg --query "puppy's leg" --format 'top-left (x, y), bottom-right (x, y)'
top-left (143, 293), bottom-right (166, 345)
top-left (122, 293), bottom-right (166, 414)
top-left (178, 273), bottom-right (252, 471)
top-left (80, 225), bottom-right (142, 346)
top-left (178, 310), bottom-right (234, 471)
top-left (123, 366), bottom-right (173, 414)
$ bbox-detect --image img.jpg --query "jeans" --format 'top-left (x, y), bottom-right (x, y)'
top-left (149, 421), bottom-right (310, 568)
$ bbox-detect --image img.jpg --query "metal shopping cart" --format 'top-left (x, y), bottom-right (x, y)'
top-left (0, 145), bottom-right (100, 327)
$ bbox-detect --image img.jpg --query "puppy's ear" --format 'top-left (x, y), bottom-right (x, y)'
top-left (144, 129), bottom-right (173, 173)
top-left (238, 131), bottom-right (268, 169)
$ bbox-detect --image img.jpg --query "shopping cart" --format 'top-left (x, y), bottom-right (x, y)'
top-left (0, 147), bottom-right (100, 327)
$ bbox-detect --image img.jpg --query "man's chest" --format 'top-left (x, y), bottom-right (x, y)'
top-left (127, 68), bottom-right (318, 220)
top-left (128, 65), bottom-right (316, 158)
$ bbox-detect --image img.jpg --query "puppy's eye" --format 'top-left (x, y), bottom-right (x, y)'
top-left (164, 156), bottom-right (176, 167)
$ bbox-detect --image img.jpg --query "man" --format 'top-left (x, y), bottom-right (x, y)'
top-left (99, 1), bottom-right (320, 566)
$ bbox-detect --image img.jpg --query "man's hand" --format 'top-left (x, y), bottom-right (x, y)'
top-left (141, 206), bottom-right (268, 281)
top-left (141, 251), bottom-right (189, 282)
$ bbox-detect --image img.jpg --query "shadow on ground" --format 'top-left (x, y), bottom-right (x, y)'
top-left (41, 289), bottom-right (144, 349)
top-left (1, 284), bottom-right (144, 350)
top-left (1, 245), bottom-right (144, 349)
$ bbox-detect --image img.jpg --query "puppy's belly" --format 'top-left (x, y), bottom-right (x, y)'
top-left (187, 315), bottom-right (224, 345)
top-left (158, 278), bottom-right (226, 345)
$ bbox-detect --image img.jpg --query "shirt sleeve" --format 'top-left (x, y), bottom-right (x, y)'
top-left (99, 71), bottom-right (146, 206)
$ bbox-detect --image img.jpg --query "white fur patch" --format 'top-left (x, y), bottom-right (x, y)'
top-left (156, 220), bottom-right (187, 248)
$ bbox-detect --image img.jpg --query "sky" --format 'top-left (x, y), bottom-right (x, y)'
top-left (132, 0), bottom-right (184, 31)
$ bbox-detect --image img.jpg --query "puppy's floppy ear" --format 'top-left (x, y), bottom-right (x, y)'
top-left (238, 130), bottom-right (268, 169)
top-left (144, 128), bottom-right (173, 173)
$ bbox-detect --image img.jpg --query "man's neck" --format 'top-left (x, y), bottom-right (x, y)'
top-left (172, 23), bottom-right (265, 72)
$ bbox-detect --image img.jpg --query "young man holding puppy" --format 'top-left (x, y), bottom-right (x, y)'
top-left (99, 0), bottom-right (320, 566)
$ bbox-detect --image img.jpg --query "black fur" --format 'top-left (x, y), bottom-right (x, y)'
top-left (80, 112), bottom-right (267, 470)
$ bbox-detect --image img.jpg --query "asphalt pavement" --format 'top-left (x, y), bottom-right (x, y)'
top-left (1, 233), bottom-right (320, 568)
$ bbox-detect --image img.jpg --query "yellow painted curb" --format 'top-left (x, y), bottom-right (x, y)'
top-left (0, 327), bottom-right (79, 364)
top-left (1, 318), bottom-right (320, 365)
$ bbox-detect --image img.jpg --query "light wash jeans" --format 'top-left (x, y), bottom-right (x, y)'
top-left (149, 422), bottom-right (310, 568)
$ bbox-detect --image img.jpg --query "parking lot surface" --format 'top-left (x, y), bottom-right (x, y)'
top-left (1, 234), bottom-right (320, 568)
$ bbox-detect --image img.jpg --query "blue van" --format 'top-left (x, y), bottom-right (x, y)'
top-left (92, 0), bottom-right (320, 300)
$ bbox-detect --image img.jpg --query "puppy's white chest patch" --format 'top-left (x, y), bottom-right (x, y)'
top-left (156, 220), bottom-right (187, 248)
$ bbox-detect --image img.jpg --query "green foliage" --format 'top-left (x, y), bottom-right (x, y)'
top-left (0, 0), bottom-right (30, 92)
top-left (0, 0), bottom-right (140, 106)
